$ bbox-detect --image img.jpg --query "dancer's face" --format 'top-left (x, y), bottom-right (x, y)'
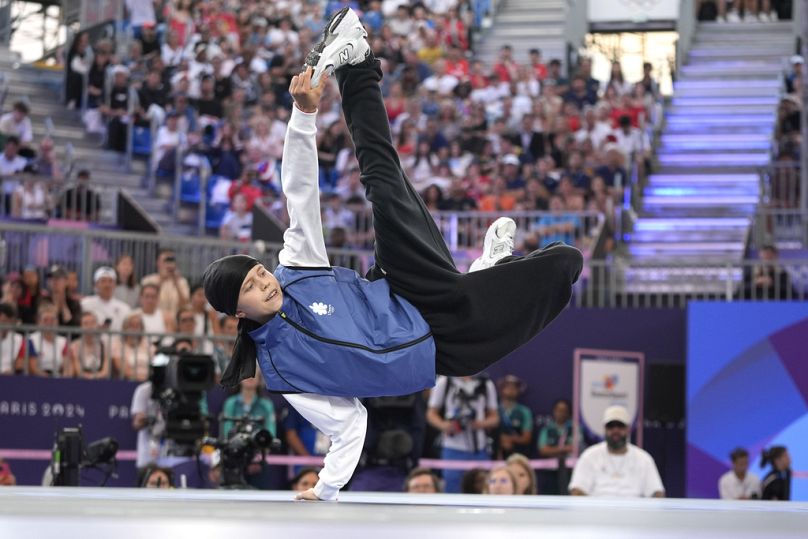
top-left (236, 264), bottom-right (283, 322)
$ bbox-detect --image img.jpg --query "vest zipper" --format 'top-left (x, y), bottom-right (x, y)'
top-left (279, 311), bottom-right (432, 353)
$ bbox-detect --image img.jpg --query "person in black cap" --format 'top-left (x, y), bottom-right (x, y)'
top-left (202, 7), bottom-right (581, 503)
top-left (44, 265), bottom-right (81, 329)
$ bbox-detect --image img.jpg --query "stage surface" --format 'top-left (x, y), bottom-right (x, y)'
top-left (1, 487), bottom-right (806, 538)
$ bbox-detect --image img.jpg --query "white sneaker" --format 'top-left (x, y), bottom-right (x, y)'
top-left (469, 217), bottom-right (517, 272)
top-left (304, 7), bottom-right (369, 88)
top-left (758, 12), bottom-right (770, 22)
top-left (727, 10), bottom-right (740, 22)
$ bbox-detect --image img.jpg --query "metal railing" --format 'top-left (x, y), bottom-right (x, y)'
top-left (751, 209), bottom-right (808, 250)
top-left (574, 258), bottom-right (808, 308)
top-left (0, 323), bottom-right (235, 381)
top-left (0, 220), bottom-right (371, 294)
top-left (675, 0), bottom-right (696, 77)
top-left (0, 174), bottom-right (118, 224)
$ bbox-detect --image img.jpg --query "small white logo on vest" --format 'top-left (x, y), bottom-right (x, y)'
top-left (309, 302), bottom-right (335, 316)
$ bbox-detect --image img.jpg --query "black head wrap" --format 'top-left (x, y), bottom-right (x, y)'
top-left (202, 255), bottom-right (261, 387)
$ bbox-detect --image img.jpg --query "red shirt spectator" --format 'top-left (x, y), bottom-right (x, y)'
top-left (446, 57), bottom-right (470, 80)
top-left (529, 49), bottom-right (547, 81)
top-left (228, 175), bottom-right (262, 211)
top-left (440, 11), bottom-right (468, 50)
top-left (493, 45), bottom-right (519, 84)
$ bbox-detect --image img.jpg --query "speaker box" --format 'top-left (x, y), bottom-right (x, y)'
top-left (645, 364), bottom-right (684, 423)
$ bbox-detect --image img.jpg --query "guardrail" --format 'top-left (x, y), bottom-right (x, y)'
top-left (751, 208), bottom-right (807, 250)
top-left (0, 220), bottom-right (369, 293)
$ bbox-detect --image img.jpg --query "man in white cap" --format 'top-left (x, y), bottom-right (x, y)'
top-left (81, 267), bottom-right (132, 331)
top-left (568, 404), bottom-right (664, 497)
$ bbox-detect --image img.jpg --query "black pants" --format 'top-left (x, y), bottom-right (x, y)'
top-left (336, 58), bottom-right (583, 376)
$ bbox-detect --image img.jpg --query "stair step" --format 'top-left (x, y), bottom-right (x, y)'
top-left (656, 153), bottom-right (769, 166)
top-left (628, 242), bottom-right (745, 255)
top-left (679, 66), bottom-right (783, 78)
top-left (491, 26), bottom-right (564, 38)
top-left (671, 96), bottom-right (779, 107)
top-left (647, 173), bottom-right (759, 186)
top-left (688, 46), bottom-right (793, 58)
top-left (629, 230), bottom-right (747, 242)
top-left (644, 194), bottom-right (759, 205)
top-left (644, 185), bottom-right (759, 197)
top-left (695, 20), bottom-right (794, 33)
top-left (496, 13), bottom-right (564, 24)
top-left (668, 104), bottom-right (776, 115)
top-left (665, 114), bottom-right (774, 126)
top-left (659, 139), bottom-right (771, 151)
top-left (660, 133), bottom-right (770, 143)
top-left (634, 217), bottom-right (751, 230)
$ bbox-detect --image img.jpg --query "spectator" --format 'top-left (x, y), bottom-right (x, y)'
top-left (0, 136), bottom-right (28, 177)
top-left (141, 248), bottom-right (190, 319)
top-left (533, 195), bottom-right (579, 247)
top-left (493, 45), bottom-right (518, 84)
top-left (460, 467), bottom-right (487, 494)
top-left (544, 58), bottom-right (568, 91)
top-left (0, 102), bottom-right (34, 157)
top-left (66, 270), bottom-right (82, 302)
top-left (16, 265), bottom-right (43, 325)
top-left (153, 111), bottom-right (182, 174)
top-left (44, 265), bottom-right (80, 329)
top-left (389, 4), bottom-right (414, 37)
top-left (760, 446), bottom-right (792, 501)
top-left (613, 115), bottom-right (650, 172)
top-left (564, 76), bottom-right (597, 110)
top-left (291, 467), bottom-right (320, 492)
top-left (228, 169), bottom-right (263, 210)
top-left (219, 192), bottom-right (253, 241)
top-left (125, 0), bottom-right (156, 38)
top-left (81, 266), bottom-right (132, 331)
top-left (604, 61), bottom-right (632, 96)
top-left (28, 301), bottom-right (71, 377)
top-left (131, 376), bottom-right (165, 471)
top-left (404, 467), bottom-right (442, 493)
top-left (65, 32), bottom-right (91, 108)
top-left (742, 245), bottom-right (796, 300)
top-left (575, 106), bottom-right (612, 150)
top-left (189, 284), bottom-right (219, 339)
top-left (569, 405), bottom-right (664, 497)
top-left (33, 137), bottom-right (63, 180)
top-left (0, 302), bottom-right (24, 375)
top-left (111, 312), bottom-right (153, 381)
top-left (11, 175), bottom-right (48, 220)
top-left (141, 466), bottom-right (173, 488)
top-left (594, 147), bottom-right (628, 192)
top-left (509, 113), bottom-right (545, 162)
top-left (719, 447), bottom-right (761, 500)
top-left (537, 398), bottom-right (574, 494)
top-left (528, 48), bottom-right (547, 81)
top-left (134, 283), bottom-right (175, 344)
top-left (565, 150), bottom-right (591, 193)
top-left (640, 62), bottom-right (660, 100)
top-left (67, 311), bottom-right (111, 379)
top-left (137, 70), bottom-right (169, 127)
top-left (506, 453), bottom-right (538, 495)
top-left (212, 315), bottom-right (238, 379)
top-left (484, 465), bottom-right (517, 495)
top-left (221, 373), bottom-right (277, 439)
top-left (114, 254), bottom-right (141, 309)
top-left (496, 375), bottom-right (533, 459)
top-left (59, 169), bottom-right (101, 222)
top-left (0, 458), bottom-right (16, 486)
top-left (173, 305), bottom-right (214, 354)
top-left (426, 375), bottom-right (499, 493)
top-left (83, 41), bottom-right (112, 133)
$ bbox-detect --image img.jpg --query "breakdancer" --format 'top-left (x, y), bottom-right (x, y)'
top-left (203, 7), bottom-right (582, 501)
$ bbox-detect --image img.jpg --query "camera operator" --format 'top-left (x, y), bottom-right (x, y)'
top-left (219, 371), bottom-right (276, 489)
top-left (131, 374), bottom-right (166, 476)
top-left (141, 248), bottom-right (190, 320)
top-left (426, 375), bottom-right (499, 493)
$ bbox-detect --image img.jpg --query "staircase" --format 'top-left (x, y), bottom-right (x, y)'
top-left (621, 21), bottom-right (792, 296)
top-left (475, 0), bottom-right (566, 66)
top-left (0, 52), bottom-right (197, 235)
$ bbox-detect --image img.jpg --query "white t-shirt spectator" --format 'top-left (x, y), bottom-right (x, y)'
top-left (575, 121), bottom-right (613, 149)
top-left (0, 153), bottom-right (28, 176)
top-left (423, 74), bottom-right (459, 96)
top-left (569, 441), bottom-right (665, 497)
top-left (388, 16), bottom-right (414, 37)
top-left (81, 295), bottom-right (131, 331)
top-left (719, 470), bottom-right (761, 500)
top-left (0, 112), bottom-right (33, 143)
top-left (427, 376), bottom-right (498, 453)
top-left (153, 126), bottom-right (181, 166)
top-left (131, 381), bottom-right (165, 468)
top-left (0, 331), bottom-right (23, 374)
top-left (29, 332), bottom-right (68, 374)
top-left (266, 28), bottom-right (299, 50)
top-left (125, 0), bottom-right (156, 26)
top-left (220, 210), bottom-right (253, 241)
top-left (613, 126), bottom-right (650, 163)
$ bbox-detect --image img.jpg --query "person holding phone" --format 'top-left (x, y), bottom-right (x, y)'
top-left (141, 248), bottom-right (190, 320)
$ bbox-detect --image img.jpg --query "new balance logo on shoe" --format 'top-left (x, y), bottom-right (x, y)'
top-left (339, 47), bottom-right (350, 64)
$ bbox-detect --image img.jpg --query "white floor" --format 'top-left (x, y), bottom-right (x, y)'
top-left (1, 487), bottom-right (807, 538)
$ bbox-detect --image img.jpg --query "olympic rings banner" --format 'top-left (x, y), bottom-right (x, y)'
top-left (572, 348), bottom-right (645, 453)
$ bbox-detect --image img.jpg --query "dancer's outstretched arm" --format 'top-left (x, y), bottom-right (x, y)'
top-left (278, 67), bottom-right (330, 268)
top-left (279, 68), bottom-right (369, 502)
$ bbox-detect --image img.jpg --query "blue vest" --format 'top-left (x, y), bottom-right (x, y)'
top-left (249, 265), bottom-right (436, 398)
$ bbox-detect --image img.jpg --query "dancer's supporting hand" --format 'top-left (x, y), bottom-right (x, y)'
top-left (294, 487), bottom-right (321, 501)
top-left (290, 66), bottom-right (329, 114)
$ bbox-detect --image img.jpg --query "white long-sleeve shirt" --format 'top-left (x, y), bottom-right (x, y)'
top-left (276, 105), bottom-right (368, 501)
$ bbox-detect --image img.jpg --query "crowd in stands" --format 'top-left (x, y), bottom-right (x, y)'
top-left (60, 0), bottom-right (661, 251)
